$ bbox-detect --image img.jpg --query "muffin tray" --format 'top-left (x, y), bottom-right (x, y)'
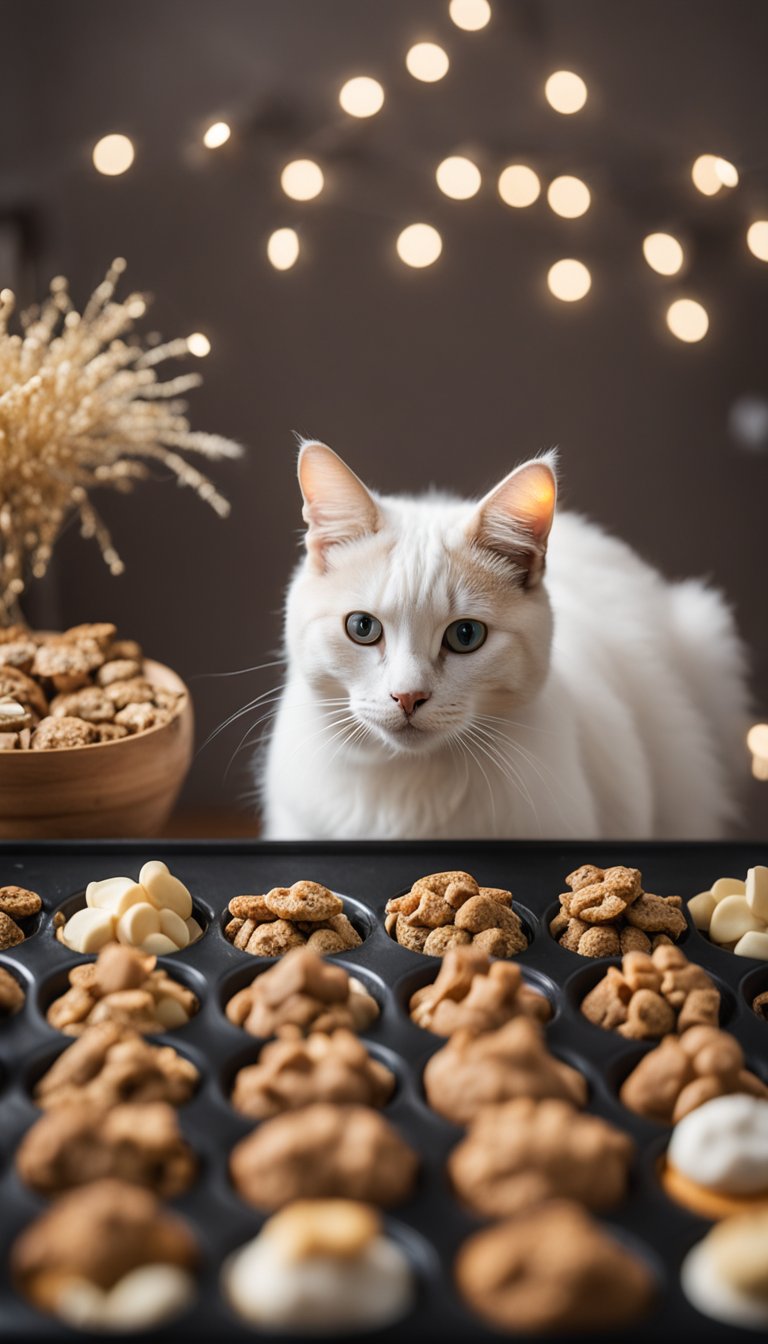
top-left (1, 839), bottom-right (767, 1342)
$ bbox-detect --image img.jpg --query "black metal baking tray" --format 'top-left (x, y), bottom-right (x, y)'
top-left (0, 840), bottom-right (766, 1343)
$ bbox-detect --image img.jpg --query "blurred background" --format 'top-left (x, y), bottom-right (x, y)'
top-left (2, 0), bottom-right (766, 834)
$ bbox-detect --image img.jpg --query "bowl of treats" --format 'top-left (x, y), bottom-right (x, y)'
top-left (0, 622), bottom-right (193, 837)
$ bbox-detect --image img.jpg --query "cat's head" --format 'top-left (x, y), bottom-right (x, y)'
top-left (285, 441), bottom-right (557, 757)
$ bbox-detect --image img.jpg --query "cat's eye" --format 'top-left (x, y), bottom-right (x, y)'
top-left (443, 619), bottom-right (487, 653)
top-left (345, 612), bottom-right (383, 645)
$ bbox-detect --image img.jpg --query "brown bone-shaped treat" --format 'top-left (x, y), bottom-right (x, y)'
top-left (565, 867), bottom-right (642, 923)
top-left (625, 893), bottom-right (687, 938)
top-left (616, 989), bottom-right (677, 1040)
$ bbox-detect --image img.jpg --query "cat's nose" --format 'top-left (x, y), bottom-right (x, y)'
top-left (391, 691), bottom-right (431, 717)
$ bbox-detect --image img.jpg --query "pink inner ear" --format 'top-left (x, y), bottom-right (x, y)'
top-left (470, 460), bottom-right (557, 584)
top-left (298, 441), bottom-right (379, 568)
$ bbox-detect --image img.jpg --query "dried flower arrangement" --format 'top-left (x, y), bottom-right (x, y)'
top-left (0, 259), bottom-right (242, 621)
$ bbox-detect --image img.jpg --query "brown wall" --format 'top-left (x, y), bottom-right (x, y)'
top-left (3, 0), bottom-right (767, 832)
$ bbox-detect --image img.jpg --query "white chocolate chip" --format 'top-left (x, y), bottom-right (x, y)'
top-left (154, 995), bottom-right (190, 1028)
top-left (185, 917), bottom-right (203, 943)
top-left (709, 895), bottom-right (765, 946)
top-left (61, 906), bottom-right (117, 954)
top-left (104, 1264), bottom-right (196, 1328)
top-left (141, 933), bottom-right (181, 956)
top-left (734, 930), bottom-right (768, 960)
top-left (87, 877), bottom-right (146, 917)
top-left (746, 867), bottom-right (768, 923)
top-left (117, 902), bottom-right (161, 946)
top-left (159, 908), bottom-right (190, 948)
top-left (687, 890), bottom-right (717, 930)
top-left (711, 876), bottom-right (746, 902)
top-left (139, 861), bottom-right (192, 919)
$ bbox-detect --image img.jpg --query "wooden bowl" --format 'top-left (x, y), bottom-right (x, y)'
top-left (0, 660), bottom-right (193, 838)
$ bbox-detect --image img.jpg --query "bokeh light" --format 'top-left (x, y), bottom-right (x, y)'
top-left (92, 134), bottom-right (135, 176)
top-left (547, 259), bottom-right (591, 301)
top-left (691, 154), bottom-right (738, 195)
top-left (449, 0), bottom-right (492, 30)
top-left (406, 43), bottom-right (450, 82)
top-left (747, 221), bottom-right (768, 261)
top-left (642, 233), bottom-right (685, 275)
top-left (666, 298), bottom-right (709, 342)
top-left (547, 175), bottom-right (591, 218)
top-left (396, 223), bottom-right (443, 267)
top-left (187, 332), bottom-right (211, 357)
top-left (203, 122), bottom-right (231, 149)
top-left (498, 164), bottom-right (541, 207)
top-left (267, 228), bottom-right (300, 270)
top-left (436, 156), bottom-right (481, 199)
top-left (280, 159), bottom-right (324, 200)
top-left (544, 71), bottom-right (588, 114)
top-left (339, 76), bottom-right (385, 117)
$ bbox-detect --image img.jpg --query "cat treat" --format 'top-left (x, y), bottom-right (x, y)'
top-left (681, 1209), bottom-right (768, 1330)
top-left (409, 944), bottom-right (550, 1035)
top-left (549, 863), bottom-right (687, 957)
top-left (224, 945), bottom-right (379, 1038)
top-left (0, 884), bottom-right (42, 949)
top-left (454, 1201), bottom-right (655, 1334)
top-left (46, 943), bottom-right (199, 1035)
top-left (0, 964), bottom-right (24, 1015)
top-left (448, 1096), bottom-right (635, 1217)
top-left (11, 1179), bottom-right (198, 1330)
top-left (223, 879), bottom-right (363, 956)
top-left (16, 1100), bottom-right (197, 1198)
top-left (223, 1201), bottom-right (415, 1332)
top-left (229, 1103), bottom-right (419, 1210)
top-left (580, 945), bottom-right (720, 1038)
top-left (230, 1029), bottom-right (395, 1119)
top-left (660, 1095), bottom-right (768, 1220)
top-left (33, 1022), bottom-right (200, 1110)
top-left (424, 1017), bottom-right (587, 1126)
top-left (0, 623), bottom-right (184, 749)
top-left (688, 866), bottom-right (768, 960)
top-left (619, 1025), bottom-right (768, 1124)
top-left (385, 870), bottom-right (528, 958)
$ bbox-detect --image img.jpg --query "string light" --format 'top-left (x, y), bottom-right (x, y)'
top-left (747, 221), bottom-right (768, 261)
top-left (547, 259), bottom-right (591, 301)
top-left (396, 223), bottom-right (442, 267)
top-left (186, 332), bottom-right (211, 357)
top-left (267, 228), bottom-right (300, 270)
top-left (449, 0), bottom-right (491, 30)
top-left (406, 43), bottom-right (450, 82)
top-left (339, 77), bottom-right (385, 117)
top-left (92, 134), bottom-right (135, 176)
top-left (498, 164), bottom-right (540, 207)
top-left (280, 159), bottom-right (324, 200)
top-left (544, 71), bottom-right (588, 114)
top-left (436, 156), bottom-right (481, 199)
top-left (547, 175), bottom-right (590, 219)
top-left (747, 724), bottom-right (768, 780)
top-left (642, 233), bottom-right (684, 275)
top-left (666, 298), bottom-right (708, 342)
top-left (203, 121), bottom-right (231, 149)
top-left (691, 154), bottom-right (739, 195)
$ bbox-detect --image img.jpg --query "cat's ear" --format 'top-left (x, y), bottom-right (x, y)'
top-left (467, 454), bottom-right (557, 586)
top-left (297, 440), bottom-right (380, 571)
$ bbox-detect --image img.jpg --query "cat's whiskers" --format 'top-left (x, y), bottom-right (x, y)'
top-left (189, 656), bottom-right (286, 681)
top-left (198, 683), bottom-right (289, 754)
top-left (220, 699), bottom-right (351, 780)
top-left (462, 724), bottom-right (536, 823)
top-left (473, 714), bottom-right (579, 821)
top-left (455, 727), bottom-right (499, 831)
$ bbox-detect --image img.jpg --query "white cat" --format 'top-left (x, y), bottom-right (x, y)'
top-left (261, 441), bottom-right (749, 839)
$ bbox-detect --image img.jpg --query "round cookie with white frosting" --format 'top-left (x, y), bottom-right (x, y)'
top-left (223, 1200), bottom-right (415, 1331)
top-left (662, 1094), bottom-right (768, 1219)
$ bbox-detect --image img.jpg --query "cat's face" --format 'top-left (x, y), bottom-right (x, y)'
top-left (285, 443), bottom-right (556, 758)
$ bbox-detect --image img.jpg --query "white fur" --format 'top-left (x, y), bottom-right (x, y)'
top-left (261, 447), bottom-right (749, 839)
